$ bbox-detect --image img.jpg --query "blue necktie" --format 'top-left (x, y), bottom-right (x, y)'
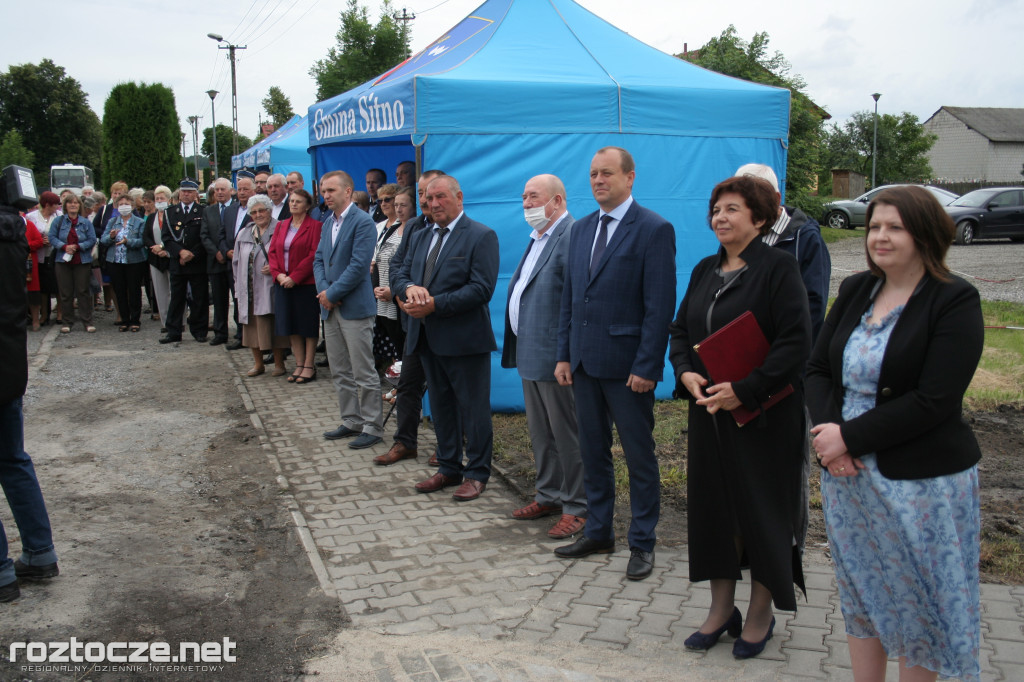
top-left (590, 214), bottom-right (613, 276)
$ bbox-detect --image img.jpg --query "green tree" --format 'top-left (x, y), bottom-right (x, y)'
top-left (682, 26), bottom-right (826, 209)
top-left (201, 125), bottom-right (252, 179)
top-left (262, 86), bottom-right (295, 128)
top-left (102, 82), bottom-right (182, 188)
top-left (310, 0), bottom-right (410, 101)
top-left (820, 111), bottom-right (936, 191)
top-left (0, 59), bottom-right (102, 191)
top-left (0, 130), bottom-right (35, 169)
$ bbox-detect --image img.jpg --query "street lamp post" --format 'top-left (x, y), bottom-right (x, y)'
top-left (871, 93), bottom-right (881, 189)
top-left (180, 132), bottom-right (187, 177)
top-left (187, 115), bottom-right (200, 180)
top-left (207, 90), bottom-right (219, 179)
top-left (208, 33), bottom-right (247, 156)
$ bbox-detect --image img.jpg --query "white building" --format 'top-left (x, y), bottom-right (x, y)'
top-left (924, 107), bottom-right (1024, 183)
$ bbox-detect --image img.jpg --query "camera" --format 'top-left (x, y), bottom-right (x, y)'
top-left (0, 165), bottom-right (39, 211)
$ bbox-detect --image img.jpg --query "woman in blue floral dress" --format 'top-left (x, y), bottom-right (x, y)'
top-left (807, 185), bottom-right (983, 681)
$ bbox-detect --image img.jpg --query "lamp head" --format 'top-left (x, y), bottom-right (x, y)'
top-left (208, 33), bottom-right (224, 42)
top-left (872, 93), bottom-right (882, 102)
top-left (207, 90), bottom-right (219, 100)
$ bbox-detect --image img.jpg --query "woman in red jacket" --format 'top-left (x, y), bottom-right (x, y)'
top-left (268, 189), bottom-right (322, 384)
top-left (24, 219), bottom-right (45, 331)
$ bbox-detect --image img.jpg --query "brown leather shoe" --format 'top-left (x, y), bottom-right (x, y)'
top-left (512, 501), bottom-right (562, 520)
top-left (415, 472), bottom-right (462, 493)
top-left (548, 514), bottom-right (586, 539)
top-left (427, 450), bottom-right (439, 466)
top-left (373, 442), bottom-right (418, 466)
top-left (452, 479), bottom-right (486, 502)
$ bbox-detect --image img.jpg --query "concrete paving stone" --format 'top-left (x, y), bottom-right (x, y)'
top-left (549, 574), bottom-right (588, 594)
top-left (415, 584), bottom-right (469, 604)
top-left (624, 632), bottom-right (673, 654)
top-left (340, 531), bottom-right (381, 545)
top-left (801, 570), bottom-right (837, 591)
top-left (586, 567), bottom-right (630, 589)
top-left (984, 599), bottom-right (1024, 621)
top-left (373, 668), bottom-right (400, 682)
top-left (456, 547), bottom-right (503, 562)
top-left (371, 558), bottom-right (418, 573)
top-left (512, 627), bottom-right (551, 643)
top-left (426, 653), bottom-right (466, 681)
top-left (463, 661), bottom-right (502, 682)
top-left (782, 624), bottom-right (830, 652)
top-left (519, 606), bottom-right (565, 630)
top-left (351, 608), bottom-right (405, 628)
top-left (985, 617), bottom-right (1024, 641)
top-left (495, 587), bottom-right (545, 607)
top-left (510, 573), bottom-right (560, 591)
top-left (632, 611), bottom-right (679, 636)
top-left (334, 585), bottom-right (388, 603)
top-left (802, 588), bottom-right (834, 606)
top-left (992, 660), bottom-right (1024, 681)
top-left (982, 583), bottom-right (1015, 602)
top-left (564, 560), bottom-right (602, 578)
top-left (679, 588), bottom-right (713, 609)
top-left (483, 602), bottom-right (536, 622)
top-left (294, 480), bottom-right (326, 491)
top-left (605, 598), bottom-right (645, 622)
top-left (614, 580), bottom-right (656, 602)
top-left (431, 608), bottom-right (493, 628)
top-left (536, 590), bottom-right (573, 612)
top-left (398, 652), bottom-right (433, 674)
top-left (645, 592), bottom-right (687, 615)
top-left (325, 561), bottom-right (373, 578)
top-left (576, 585), bottom-right (619, 606)
top-left (381, 618), bottom-right (442, 636)
top-left (549, 622), bottom-right (597, 644)
top-left (312, 525), bottom-right (356, 538)
top-left (444, 529), bottom-right (484, 542)
top-left (560, 603), bottom-right (608, 628)
top-left (990, 638), bottom-right (1024, 661)
top-left (447, 594), bottom-right (500, 613)
top-left (782, 604), bottom-right (834, 630)
top-left (382, 580), bottom-right (425, 598)
top-left (354, 569), bottom-right (403, 588)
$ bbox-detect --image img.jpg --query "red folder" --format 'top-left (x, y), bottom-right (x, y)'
top-left (693, 310), bottom-right (793, 427)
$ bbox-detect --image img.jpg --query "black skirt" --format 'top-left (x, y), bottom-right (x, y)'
top-left (273, 283), bottom-right (320, 338)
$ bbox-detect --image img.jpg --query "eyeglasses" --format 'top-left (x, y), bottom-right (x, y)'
top-left (380, 197), bottom-right (394, 204)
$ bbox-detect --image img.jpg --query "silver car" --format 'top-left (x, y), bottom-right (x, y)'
top-left (823, 184), bottom-right (960, 229)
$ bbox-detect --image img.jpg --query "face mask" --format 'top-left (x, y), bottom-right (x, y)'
top-left (155, 201), bottom-right (168, 211)
top-left (117, 205), bottom-right (133, 216)
top-left (523, 197), bottom-right (553, 231)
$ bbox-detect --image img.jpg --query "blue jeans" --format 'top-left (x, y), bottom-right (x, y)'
top-left (0, 397), bottom-right (56, 586)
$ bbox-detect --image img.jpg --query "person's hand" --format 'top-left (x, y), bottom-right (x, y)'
top-left (278, 274), bottom-right (295, 288)
top-left (65, 244), bottom-right (76, 254)
top-left (374, 285), bottom-right (392, 302)
top-left (179, 248), bottom-right (194, 265)
top-left (316, 290), bottom-right (334, 310)
top-left (226, 249), bottom-right (234, 260)
top-left (404, 285), bottom-right (431, 306)
top-left (150, 244), bottom-right (162, 255)
top-left (41, 233), bottom-right (49, 245)
top-left (404, 296), bottom-right (435, 318)
top-left (810, 423), bottom-right (849, 466)
top-left (681, 371), bottom-right (707, 400)
top-left (260, 265), bottom-right (270, 275)
top-left (215, 251), bottom-right (226, 263)
top-left (157, 249), bottom-right (168, 258)
top-left (554, 361), bottom-right (573, 386)
top-left (696, 381), bottom-right (740, 413)
top-left (109, 229), bottom-right (119, 239)
top-left (820, 451), bottom-right (864, 478)
top-left (626, 374), bottom-right (655, 393)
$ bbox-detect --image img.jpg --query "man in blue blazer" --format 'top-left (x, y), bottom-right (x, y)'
top-left (554, 147), bottom-right (676, 580)
top-left (200, 178), bottom-right (236, 345)
top-left (313, 171), bottom-right (383, 450)
top-left (392, 175), bottom-right (499, 502)
top-left (501, 174), bottom-right (585, 539)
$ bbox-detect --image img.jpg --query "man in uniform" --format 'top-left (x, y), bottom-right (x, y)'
top-left (160, 178), bottom-right (209, 344)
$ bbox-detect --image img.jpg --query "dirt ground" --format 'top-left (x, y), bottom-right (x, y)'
top-left (494, 405), bottom-right (1024, 584)
top-left (1, 323), bottom-right (346, 681)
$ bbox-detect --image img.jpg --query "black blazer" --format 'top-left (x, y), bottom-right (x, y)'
top-left (142, 211), bottom-right (171, 272)
top-left (806, 271), bottom-right (983, 480)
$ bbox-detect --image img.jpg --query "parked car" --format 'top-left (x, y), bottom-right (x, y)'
top-left (822, 184), bottom-right (959, 229)
top-left (945, 187), bottom-right (1024, 245)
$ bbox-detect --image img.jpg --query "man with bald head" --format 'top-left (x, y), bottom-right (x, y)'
top-left (502, 174), bottom-right (585, 538)
top-left (392, 175), bottom-right (499, 501)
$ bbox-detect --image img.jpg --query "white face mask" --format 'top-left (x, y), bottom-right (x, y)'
top-left (155, 201), bottom-right (168, 211)
top-left (117, 204), bottom-right (133, 216)
top-left (523, 197), bottom-right (554, 231)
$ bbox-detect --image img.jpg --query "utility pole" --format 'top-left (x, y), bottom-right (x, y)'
top-left (207, 90), bottom-right (219, 179)
top-left (393, 8), bottom-right (415, 56)
top-left (180, 132), bottom-right (187, 177)
top-left (208, 33), bottom-right (247, 156)
top-left (871, 93), bottom-right (881, 189)
top-left (187, 116), bottom-right (200, 180)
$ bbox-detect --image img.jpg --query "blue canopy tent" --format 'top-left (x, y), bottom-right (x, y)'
top-left (307, 0), bottom-right (791, 411)
top-left (230, 115), bottom-right (308, 182)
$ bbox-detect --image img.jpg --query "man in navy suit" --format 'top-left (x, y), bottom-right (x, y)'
top-left (160, 178), bottom-right (209, 344)
top-left (554, 147), bottom-right (676, 580)
top-left (314, 171), bottom-right (383, 451)
top-left (392, 175), bottom-right (499, 502)
top-left (502, 174), bottom-right (585, 539)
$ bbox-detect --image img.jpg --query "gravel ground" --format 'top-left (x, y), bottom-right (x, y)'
top-left (827, 234), bottom-right (1024, 303)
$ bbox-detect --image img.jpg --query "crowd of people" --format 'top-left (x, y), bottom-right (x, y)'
top-left (6, 151), bottom-right (985, 681)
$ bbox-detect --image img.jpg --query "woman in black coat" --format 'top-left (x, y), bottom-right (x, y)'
top-left (807, 186), bottom-right (982, 681)
top-left (669, 175), bottom-right (811, 659)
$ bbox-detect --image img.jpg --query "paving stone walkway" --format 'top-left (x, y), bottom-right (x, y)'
top-left (230, 351), bottom-right (1023, 681)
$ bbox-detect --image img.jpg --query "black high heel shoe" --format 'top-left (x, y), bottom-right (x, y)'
top-left (295, 366), bottom-right (317, 385)
top-left (684, 607), bottom-right (742, 650)
top-left (732, 616), bottom-right (775, 659)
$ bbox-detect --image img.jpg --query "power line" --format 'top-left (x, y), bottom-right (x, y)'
top-left (235, 0), bottom-right (285, 44)
top-left (414, 0), bottom-right (453, 15)
top-left (245, 0), bottom-right (325, 58)
top-left (226, 0), bottom-right (262, 40)
top-left (244, 0), bottom-right (305, 47)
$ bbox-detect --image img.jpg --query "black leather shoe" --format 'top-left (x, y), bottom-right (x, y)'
top-left (626, 548), bottom-right (654, 580)
top-left (209, 336), bottom-right (227, 346)
top-left (316, 357), bottom-right (330, 367)
top-left (0, 580), bottom-right (19, 603)
top-left (554, 535), bottom-right (615, 559)
top-left (226, 340), bottom-right (243, 350)
top-left (685, 607), bottom-right (742, 650)
top-left (159, 335), bottom-right (182, 344)
top-left (14, 559), bottom-right (59, 580)
top-left (193, 335), bottom-right (208, 342)
top-left (323, 425), bottom-right (359, 440)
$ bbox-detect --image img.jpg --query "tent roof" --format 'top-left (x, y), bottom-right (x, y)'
top-left (232, 114), bottom-right (303, 170)
top-left (308, 0), bottom-right (789, 147)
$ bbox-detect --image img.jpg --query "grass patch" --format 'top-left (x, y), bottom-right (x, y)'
top-left (820, 226), bottom-right (862, 244)
top-left (967, 301), bottom-right (1024, 410)
top-left (980, 537), bottom-right (1024, 583)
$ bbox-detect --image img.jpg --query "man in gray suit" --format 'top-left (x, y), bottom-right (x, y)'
top-left (313, 170), bottom-right (383, 450)
top-left (501, 174), bottom-right (585, 539)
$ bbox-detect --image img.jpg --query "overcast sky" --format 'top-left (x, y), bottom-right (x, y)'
top-left (6, 0), bottom-right (1022, 162)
